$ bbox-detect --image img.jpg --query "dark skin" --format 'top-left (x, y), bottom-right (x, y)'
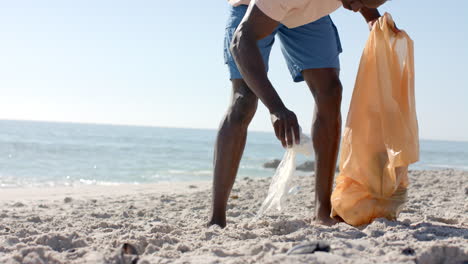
top-left (209, 1), bottom-right (384, 228)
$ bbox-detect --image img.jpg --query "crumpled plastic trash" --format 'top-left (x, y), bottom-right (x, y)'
top-left (330, 13), bottom-right (419, 226)
top-left (256, 132), bottom-right (313, 219)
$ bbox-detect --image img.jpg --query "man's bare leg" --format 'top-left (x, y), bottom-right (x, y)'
top-left (302, 68), bottom-right (342, 225)
top-left (208, 79), bottom-right (258, 228)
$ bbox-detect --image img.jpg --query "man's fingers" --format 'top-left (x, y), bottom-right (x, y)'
top-left (293, 122), bottom-right (300, 145)
top-left (286, 121), bottom-right (293, 148)
top-left (271, 110), bottom-right (301, 148)
top-left (290, 114), bottom-right (300, 145)
top-left (279, 122), bottom-right (286, 148)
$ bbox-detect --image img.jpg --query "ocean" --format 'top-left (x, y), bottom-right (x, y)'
top-left (0, 119), bottom-right (467, 188)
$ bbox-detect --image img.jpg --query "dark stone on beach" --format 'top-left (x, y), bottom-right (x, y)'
top-left (287, 241), bottom-right (330, 255)
top-left (297, 161), bottom-right (315, 171)
top-left (402, 247), bottom-right (415, 256)
top-left (263, 159), bottom-right (281, 169)
top-left (27, 216), bottom-right (42, 223)
top-left (64, 197), bottom-right (73, 203)
top-left (264, 159), bottom-right (339, 172)
top-left (120, 243), bottom-right (139, 264)
top-left (297, 161), bottom-right (340, 172)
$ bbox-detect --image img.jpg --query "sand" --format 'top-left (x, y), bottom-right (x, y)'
top-left (0, 169), bottom-right (467, 264)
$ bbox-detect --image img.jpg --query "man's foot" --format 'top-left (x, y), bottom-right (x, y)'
top-left (207, 218), bottom-right (226, 228)
top-left (312, 215), bottom-right (340, 226)
top-left (312, 209), bottom-right (344, 226)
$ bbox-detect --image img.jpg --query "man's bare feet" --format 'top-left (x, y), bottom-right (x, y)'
top-left (207, 218), bottom-right (226, 228)
top-left (312, 210), bottom-right (344, 226)
top-left (312, 215), bottom-right (340, 226)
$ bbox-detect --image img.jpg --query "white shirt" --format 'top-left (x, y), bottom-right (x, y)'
top-left (228, 0), bottom-right (342, 28)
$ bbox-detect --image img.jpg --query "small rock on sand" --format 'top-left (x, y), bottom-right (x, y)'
top-left (27, 216), bottom-right (42, 223)
top-left (177, 244), bottom-right (190, 253)
top-left (12, 202), bottom-right (25, 207)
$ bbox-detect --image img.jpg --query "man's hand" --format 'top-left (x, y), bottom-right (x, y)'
top-left (360, 7), bottom-right (381, 25)
top-left (368, 19), bottom-right (378, 31)
top-left (270, 107), bottom-right (300, 148)
top-left (367, 17), bottom-right (401, 33)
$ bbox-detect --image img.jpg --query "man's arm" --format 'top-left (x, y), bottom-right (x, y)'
top-left (360, 7), bottom-right (381, 22)
top-left (230, 4), bottom-right (300, 147)
top-left (360, 7), bottom-right (381, 28)
top-left (360, 7), bottom-right (400, 32)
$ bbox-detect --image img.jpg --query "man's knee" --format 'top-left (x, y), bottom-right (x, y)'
top-left (317, 77), bottom-right (342, 102)
top-left (314, 77), bottom-right (343, 115)
top-left (225, 81), bottom-right (258, 127)
top-left (304, 69), bottom-right (343, 108)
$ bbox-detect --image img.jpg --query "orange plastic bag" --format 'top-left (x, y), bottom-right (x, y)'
top-left (330, 13), bottom-right (419, 226)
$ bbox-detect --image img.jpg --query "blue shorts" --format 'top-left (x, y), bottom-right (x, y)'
top-left (224, 5), bottom-right (342, 82)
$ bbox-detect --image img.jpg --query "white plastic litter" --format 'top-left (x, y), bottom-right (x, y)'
top-left (255, 133), bottom-right (313, 219)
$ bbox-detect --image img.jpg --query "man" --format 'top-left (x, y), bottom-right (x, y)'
top-left (209, 0), bottom-right (387, 228)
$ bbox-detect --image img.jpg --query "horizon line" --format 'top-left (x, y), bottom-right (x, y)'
top-left (1, 118), bottom-right (467, 143)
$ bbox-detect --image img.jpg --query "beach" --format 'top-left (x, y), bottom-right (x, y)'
top-left (0, 169), bottom-right (466, 264)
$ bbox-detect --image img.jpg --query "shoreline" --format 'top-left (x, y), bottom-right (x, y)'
top-left (1, 167), bottom-right (467, 196)
top-left (0, 169), bottom-right (467, 263)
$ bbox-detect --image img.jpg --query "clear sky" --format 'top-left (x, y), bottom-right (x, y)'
top-left (0, 1), bottom-right (467, 141)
